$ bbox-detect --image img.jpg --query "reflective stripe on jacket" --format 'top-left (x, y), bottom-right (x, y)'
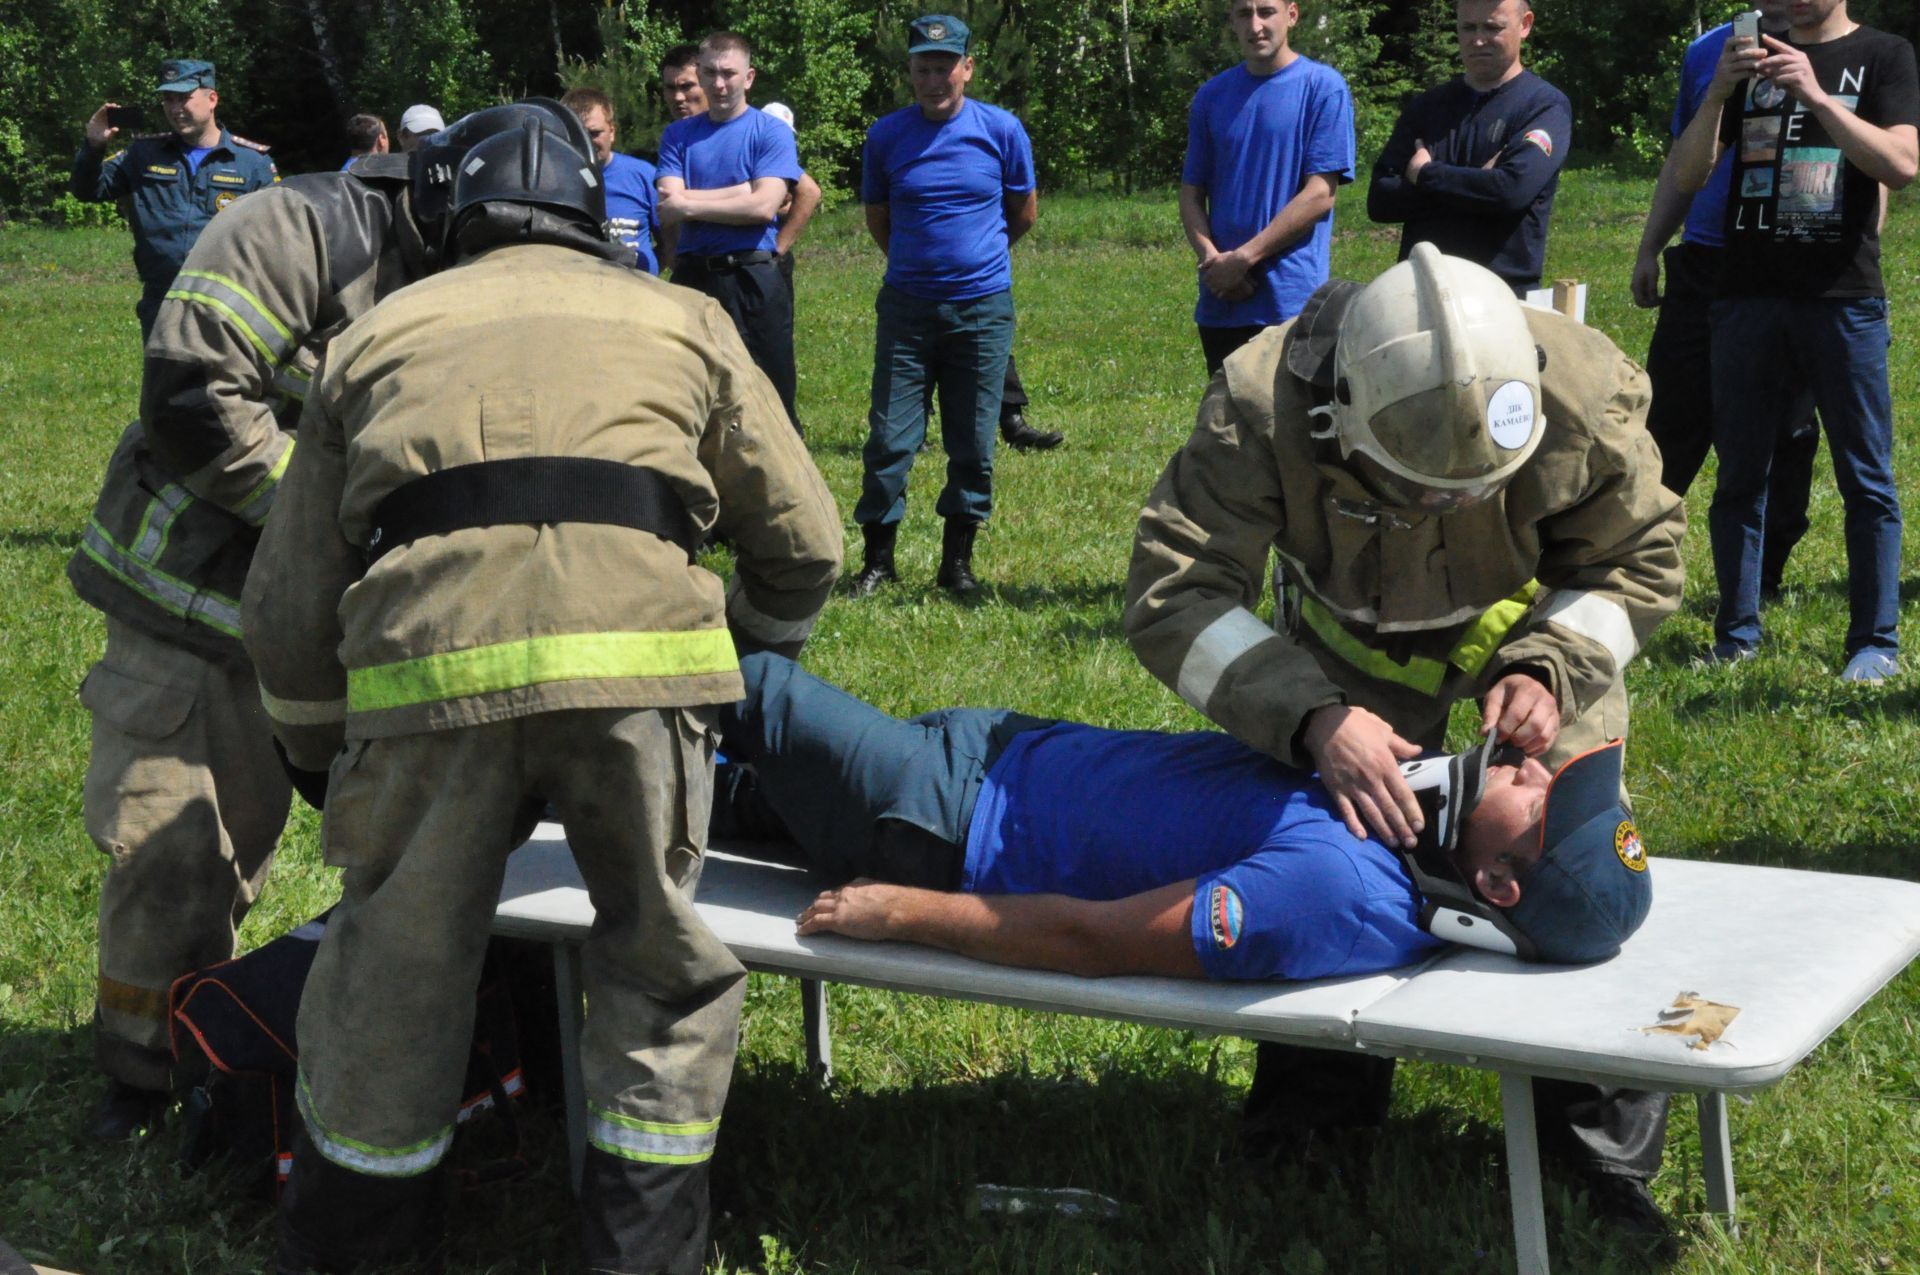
top-left (67, 163), bottom-right (424, 659)
top-left (1125, 308), bottom-right (1684, 767)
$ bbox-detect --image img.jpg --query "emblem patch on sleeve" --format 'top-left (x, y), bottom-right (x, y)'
top-left (1522, 128), bottom-right (1554, 157)
top-left (1208, 884), bottom-right (1244, 950)
top-left (1615, 821), bottom-right (1647, 872)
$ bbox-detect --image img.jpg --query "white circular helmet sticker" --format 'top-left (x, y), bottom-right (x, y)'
top-left (1487, 380), bottom-right (1537, 451)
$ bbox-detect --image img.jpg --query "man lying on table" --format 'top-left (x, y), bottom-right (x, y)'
top-left (719, 654), bottom-right (1651, 979)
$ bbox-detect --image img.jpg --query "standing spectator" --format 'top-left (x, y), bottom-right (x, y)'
top-left (1632, 2), bottom-right (1820, 599)
top-left (659, 45), bottom-right (707, 122)
top-left (1180, 0), bottom-right (1354, 375)
top-left (1671, 0), bottom-right (1917, 679)
top-left (395, 104), bottom-right (445, 151)
top-left (850, 14), bottom-right (1036, 597)
top-left (564, 87), bottom-right (660, 274)
top-left (657, 32), bottom-right (806, 432)
top-left (1366, 0), bottom-right (1571, 296)
top-left (73, 59), bottom-right (277, 339)
top-left (339, 112), bottom-right (388, 169)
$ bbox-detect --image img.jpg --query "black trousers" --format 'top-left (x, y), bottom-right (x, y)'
top-left (1645, 241), bottom-right (1818, 592)
top-left (1000, 352), bottom-right (1029, 419)
top-left (1198, 323), bottom-right (1268, 377)
top-left (673, 256), bottom-right (801, 434)
top-left (1247, 1044), bottom-right (1669, 1177)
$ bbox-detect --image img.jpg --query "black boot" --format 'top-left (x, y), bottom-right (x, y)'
top-left (86, 1078), bottom-right (168, 1142)
top-left (936, 518), bottom-right (982, 596)
top-left (999, 411), bottom-right (1063, 451)
top-left (580, 1148), bottom-right (713, 1275)
top-left (850, 522), bottom-right (898, 597)
top-left (277, 1126), bottom-right (448, 1274)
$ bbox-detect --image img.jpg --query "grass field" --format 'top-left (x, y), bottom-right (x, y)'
top-left (3, 168), bottom-right (1919, 1274)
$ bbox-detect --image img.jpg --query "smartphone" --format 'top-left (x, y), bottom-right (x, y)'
top-left (105, 105), bottom-right (146, 130)
top-left (1732, 10), bottom-right (1761, 51)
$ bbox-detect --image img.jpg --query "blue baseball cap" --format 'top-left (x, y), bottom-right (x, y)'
top-left (156, 59), bottom-right (216, 93)
top-left (1505, 740), bottom-right (1652, 963)
top-left (908, 14), bottom-right (971, 55)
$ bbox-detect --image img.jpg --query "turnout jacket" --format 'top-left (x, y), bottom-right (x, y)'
top-left (1125, 308), bottom-right (1684, 768)
top-left (243, 243), bottom-right (843, 771)
top-left (68, 158), bottom-right (426, 659)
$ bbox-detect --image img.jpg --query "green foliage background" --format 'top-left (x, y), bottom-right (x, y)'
top-left (7, 0), bottom-right (1918, 218)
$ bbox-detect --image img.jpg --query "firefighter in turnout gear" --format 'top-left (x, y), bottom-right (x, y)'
top-left (67, 99), bottom-right (589, 1142)
top-left (1125, 243), bottom-right (1687, 1234)
top-left (244, 114), bottom-right (842, 1273)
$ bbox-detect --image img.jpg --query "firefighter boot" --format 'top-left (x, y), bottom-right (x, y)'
top-left (851, 522), bottom-right (898, 597)
top-left (936, 518), bottom-right (982, 596)
top-left (579, 1148), bottom-right (713, 1275)
top-left (277, 1126), bottom-right (448, 1274)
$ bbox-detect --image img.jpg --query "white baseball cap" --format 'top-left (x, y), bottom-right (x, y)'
top-left (399, 104), bottom-right (447, 136)
top-left (763, 102), bottom-right (796, 131)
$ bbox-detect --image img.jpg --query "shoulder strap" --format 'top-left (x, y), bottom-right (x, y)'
top-left (367, 457), bottom-right (700, 563)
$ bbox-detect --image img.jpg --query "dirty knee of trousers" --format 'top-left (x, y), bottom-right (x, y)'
top-left (580, 1151), bottom-right (714, 1275)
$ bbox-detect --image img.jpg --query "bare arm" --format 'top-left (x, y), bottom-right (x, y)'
top-left (796, 879), bottom-right (1204, 979)
top-left (1630, 154), bottom-right (1699, 308)
top-left (864, 202), bottom-right (890, 255)
top-left (1759, 35), bottom-right (1917, 189)
top-left (1178, 183), bottom-right (1219, 260)
top-left (1004, 188), bottom-right (1037, 248)
top-left (657, 175), bottom-right (790, 226)
top-left (775, 172), bottom-right (823, 255)
top-left (1674, 36), bottom-right (1766, 193)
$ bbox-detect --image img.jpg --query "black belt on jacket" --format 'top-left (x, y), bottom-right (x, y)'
top-left (366, 457), bottom-right (700, 563)
top-left (680, 250), bottom-right (775, 272)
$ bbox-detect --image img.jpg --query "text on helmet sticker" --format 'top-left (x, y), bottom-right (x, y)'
top-left (1487, 380), bottom-right (1536, 450)
top-left (1208, 884), bottom-right (1244, 949)
top-left (1615, 821), bottom-right (1648, 872)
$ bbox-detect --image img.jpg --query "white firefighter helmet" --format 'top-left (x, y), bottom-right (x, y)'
top-left (1324, 243), bottom-right (1545, 514)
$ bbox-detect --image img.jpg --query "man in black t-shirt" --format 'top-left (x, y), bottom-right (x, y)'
top-left (1672, 0), bottom-right (1918, 682)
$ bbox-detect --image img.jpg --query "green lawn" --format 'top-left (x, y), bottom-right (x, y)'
top-left (2, 169), bottom-right (1918, 1274)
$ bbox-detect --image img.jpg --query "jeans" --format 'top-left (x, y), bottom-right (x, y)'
top-left (1644, 243), bottom-right (1818, 592)
top-left (1708, 295), bottom-right (1900, 656)
top-left (856, 285), bottom-right (1015, 527)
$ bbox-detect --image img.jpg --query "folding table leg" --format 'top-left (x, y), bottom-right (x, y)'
top-left (554, 940), bottom-right (587, 1194)
top-left (1697, 1091), bottom-right (1738, 1234)
top-left (800, 978), bottom-right (832, 1086)
top-left (1500, 1072), bottom-right (1550, 1275)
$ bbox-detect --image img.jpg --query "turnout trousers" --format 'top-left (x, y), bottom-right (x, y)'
top-left (82, 617), bottom-right (291, 1091)
top-left (279, 706), bottom-right (746, 1275)
top-left (1250, 648), bottom-right (1670, 1180)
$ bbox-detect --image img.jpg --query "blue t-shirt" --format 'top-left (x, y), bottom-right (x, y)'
top-left (1182, 57), bottom-right (1356, 328)
top-left (1675, 23), bottom-right (1736, 248)
top-left (604, 151), bottom-right (660, 274)
top-left (183, 145), bottom-right (215, 176)
top-left (656, 107), bottom-right (803, 256)
top-left (963, 724), bottom-right (1442, 982)
top-left (861, 99), bottom-right (1037, 302)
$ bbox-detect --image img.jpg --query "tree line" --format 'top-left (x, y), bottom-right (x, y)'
top-left (4, 0), bottom-right (1914, 220)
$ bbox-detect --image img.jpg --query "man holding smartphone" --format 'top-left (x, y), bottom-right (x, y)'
top-left (72, 59), bottom-right (277, 340)
top-left (1670, 0), bottom-right (1918, 680)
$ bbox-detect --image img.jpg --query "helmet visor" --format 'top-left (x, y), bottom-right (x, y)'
top-left (1346, 381), bottom-right (1530, 514)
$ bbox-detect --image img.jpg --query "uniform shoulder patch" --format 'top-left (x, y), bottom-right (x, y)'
top-left (1522, 128), bottom-right (1555, 157)
top-left (229, 133), bottom-right (273, 152)
top-left (1207, 884), bottom-right (1244, 950)
top-left (1614, 821), bottom-right (1647, 872)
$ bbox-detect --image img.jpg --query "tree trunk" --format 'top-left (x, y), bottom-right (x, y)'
top-left (296, 0), bottom-right (353, 114)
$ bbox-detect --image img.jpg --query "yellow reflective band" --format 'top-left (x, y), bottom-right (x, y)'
top-left (234, 437), bottom-right (295, 526)
top-left (166, 287), bottom-right (277, 363)
top-left (260, 685), bottom-right (346, 726)
top-left (1301, 579), bottom-right (1540, 697)
top-left (347, 629), bottom-right (740, 714)
top-left (1445, 580), bottom-right (1540, 678)
top-left (297, 1072), bottom-right (451, 1178)
top-left (588, 1107), bottom-right (721, 1164)
top-left (175, 269), bottom-right (293, 343)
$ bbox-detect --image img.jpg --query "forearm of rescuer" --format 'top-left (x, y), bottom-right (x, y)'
top-left (775, 172), bottom-right (823, 255)
top-left (796, 879), bottom-right (1204, 979)
top-left (1004, 188), bottom-right (1037, 248)
top-left (1198, 172), bottom-right (1339, 297)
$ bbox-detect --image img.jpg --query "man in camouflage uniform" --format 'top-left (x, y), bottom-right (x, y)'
top-left (1125, 244), bottom-right (1686, 1238)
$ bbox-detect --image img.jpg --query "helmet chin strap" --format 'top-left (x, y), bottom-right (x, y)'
top-left (1393, 738), bottom-right (1538, 959)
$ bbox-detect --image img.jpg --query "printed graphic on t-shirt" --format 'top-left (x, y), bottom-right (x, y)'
top-left (1740, 115), bottom-right (1780, 163)
top-left (1740, 168), bottom-right (1775, 197)
top-left (1750, 77), bottom-right (1791, 112)
top-left (1778, 146), bottom-right (1843, 222)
